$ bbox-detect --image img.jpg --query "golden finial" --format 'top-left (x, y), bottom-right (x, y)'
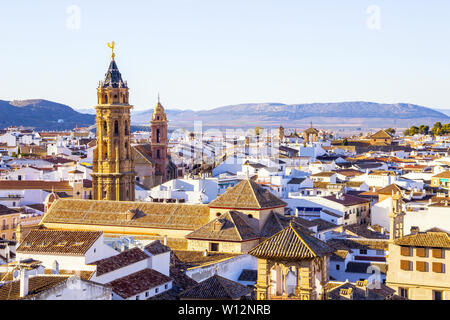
top-left (107, 41), bottom-right (115, 60)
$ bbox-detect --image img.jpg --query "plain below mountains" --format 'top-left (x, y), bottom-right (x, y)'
top-left (1, 99), bottom-right (448, 130)
top-left (131, 102), bottom-right (449, 129)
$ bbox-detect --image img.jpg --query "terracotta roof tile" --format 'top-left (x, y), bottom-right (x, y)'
top-left (209, 179), bottom-right (287, 210)
top-left (91, 248), bottom-right (149, 276)
top-left (17, 229), bottom-right (102, 256)
top-left (249, 222), bottom-right (335, 260)
top-left (41, 199), bottom-right (210, 231)
top-left (179, 274), bottom-right (253, 300)
top-left (394, 231), bottom-right (450, 248)
top-left (107, 268), bottom-right (172, 299)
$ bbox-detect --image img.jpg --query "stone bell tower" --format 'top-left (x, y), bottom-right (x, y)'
top-left (150, 96), bottom-right (169, 184)
top-left (92, 42), bottom-right (135, 201)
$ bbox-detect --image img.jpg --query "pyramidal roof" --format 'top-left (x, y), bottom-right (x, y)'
top-left (208, 179), bottom-right (287, 210)
top-left (179, 274), bottom-right (253, 299)
top-left (370, 130), bottom-right (392, 139)
top-left (102, 59), bottom-right (127, 88)
top-left (249, 222), bottom-right (335, 260)
top-left (186, 211), bottom-right (259, 242)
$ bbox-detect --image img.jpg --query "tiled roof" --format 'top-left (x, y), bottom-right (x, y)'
top-left (238, 269), bottom-right (257, 282)
top-left (107, 268), bottom-right (172, 299)
top-left (145, 240), bottom-right (171, 255)
top-left (259, 211), bottom-right (291, 238)
top-left (43, 269), bottom-right (95, 280)
top-left (186, 211), bottom-right (259, 242)
top-left (208, 179), bottom-right (287, 210)
top-left (91, 248), bottom-right (149, 276)
top-left (41, 199), bottom-right (210, 231)
top-left (0, 180), bottom-right (72, 190)
top-left (17, 229), bottom-right (102, 256)
top-left (0, 205), bottom-right (19, 215)
top-left (377, 183), bottom-right (407, 195)
top-left (432, 171), bottom-right (450, 179)
top-left (287, 178), bottom-right (306, 185)
top-left (394, 231), bottom-right (450, 248)
top-left (327, 238), bottom-right (388, 251)
top-left (0, 275), bottom-right (70, 300)
top-left (171, 250), bottom-right (238, 270)
top-left (310, 171), bottom-right (336, 177)
top-left (323, 194), bottom-right (369, 206)
top-left (179, 275), bottom-right (253, 300)
top-left (343, 224), bottom-right (388, 239)
top-left (249, 222), bottom-right (335, 260)
top-left (133, 144), bottom-right (154, 165)
top-left (327, 281), bottom-right (397, 300)
top-left (369, 130), bottom-right (393, 139)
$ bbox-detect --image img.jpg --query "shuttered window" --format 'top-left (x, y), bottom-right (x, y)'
top-left (400, 246), bottom-right (411, 257)
top-left (432, 262), bottom-right (444, 273)
top-left (432, 249), bottom-right (444, 259)
top-left (416, 261), bottom-right (427, 272)
top-left (400, 260), bottom-right (412, 271)
top-left (416, 247), bottom-right (427, 257)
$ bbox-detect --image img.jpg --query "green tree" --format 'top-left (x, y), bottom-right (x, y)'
top-left (418, 125), bottom-right (429, 135)
top-left (385, 128), bottom-right (396, 135)
top-left (341, 138), bottom-right (349, 146)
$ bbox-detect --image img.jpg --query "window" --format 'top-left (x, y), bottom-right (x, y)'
top-left (376, 250), bottom-right (384, 255)
top-left (103, 121), bottom-right (107, 133)
top-left (399, 288), bottom-right (409, 299)
top-left (157, 149), bottom-right (161, 159)
top-left (164, 284), bottom-right (168, 289)
top-left (136, 295), bottom-right (140, 300)
top-left (400, 260), bottom-right (412, 271)
top-left (433, 291), bottom-right (443, 300)
top-left (155, 288), bottom-right (159, 293)
top-left (416, 247), bottom-right (427, 258)
top-left (210, 243), bottom-right (219, 252)
top-left (145, 292), bottom-right (149, 297)
top-left (400, 246), bottom-right (412, 257)
top-left (416, 261), bottom-right (427, 272)
top-left (360, 249), bottom-right (367, 255)
top-left (124, 121), bottom-right (129, 135)
top-left (114, 121), bottom-right (119, 136)
top-left (157, 129), bottom-right (161, 143)
top-left (432, 262), bottom-right (445, 273)
top-left (336, 264), bottom-right (340, 270)
top-left (432, 249), bottom-right (444, 259)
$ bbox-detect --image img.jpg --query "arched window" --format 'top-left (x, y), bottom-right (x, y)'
top-left (157, 129), bottom-right (161, 143)
top-left (104, 95), bottom-right (108, 104)
top-left (103, 121), bottom-right (107, 134)
top-left (114, 120), bottom-right (119, 136)
top-left (157, 149), bottom-right (161, 159)
top-left (125, 142), bottom-right (129, 159)
top-left (124, 121), bottom-right (129, 135)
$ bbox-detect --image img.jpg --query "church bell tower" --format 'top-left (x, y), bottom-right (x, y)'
top-left (92, 42), bottom-right (135, 201)
top-left (150, 96), bottom-right (169, 184)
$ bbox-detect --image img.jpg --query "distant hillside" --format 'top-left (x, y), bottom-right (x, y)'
top-left (0, 99), bottom-right (95, 130)
top-left (434, 108), bottom-right (450, 116)
top-left (3, 99), bottom-right (447, 130)
top-left (131, 101), bottom-right (449, 128)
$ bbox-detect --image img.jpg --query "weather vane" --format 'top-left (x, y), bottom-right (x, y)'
top-left (107, 41), bottom-right (115, 59)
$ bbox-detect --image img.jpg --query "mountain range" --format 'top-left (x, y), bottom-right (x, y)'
top-left (1, 99), bottom-right (448, 130)
top-left (0, 99), bottom-right (94, 130)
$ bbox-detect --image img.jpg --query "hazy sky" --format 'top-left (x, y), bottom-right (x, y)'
top-left (1, 1), bottom-right (450, 111)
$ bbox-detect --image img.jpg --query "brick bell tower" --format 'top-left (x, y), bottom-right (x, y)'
top-left (150, 95), bottom-right (169, 184)
top-left (92, 42), bottom-right (136, 201)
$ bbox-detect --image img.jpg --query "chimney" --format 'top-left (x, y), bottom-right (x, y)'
top-left (356, 280), bottom-right (368, 297)
top-left (410, 226), bottom-right (419, 235)
top-left (20, 269), bottom-right (29, 298)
